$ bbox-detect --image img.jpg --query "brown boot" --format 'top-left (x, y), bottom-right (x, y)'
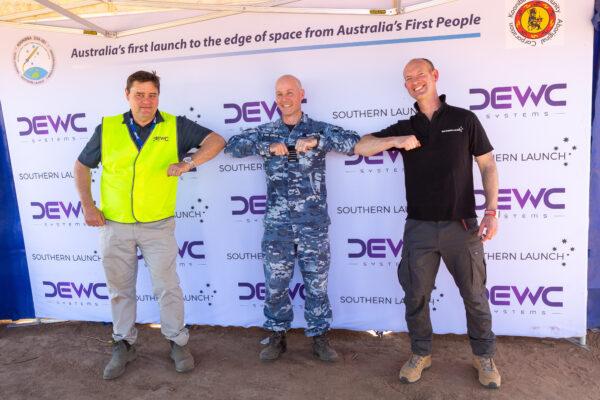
top-left (103, 340), bottom-right (137, 380)
top-left (259, 331), bottom-right (286, 361)
top-left (398, 354), bottom-right (431, 384)
top-left (170, 341), bottom-right (195, 373)
top-left (312, 333), bottom-right (338, 362)
top-left (472, 356), bottom-right (501, 389)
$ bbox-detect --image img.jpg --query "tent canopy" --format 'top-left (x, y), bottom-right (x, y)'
top-left (0, 0), bottom-right (456, 38)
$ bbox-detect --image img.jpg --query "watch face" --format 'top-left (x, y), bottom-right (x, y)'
top-left (183, 157), bottom-right (192, 163)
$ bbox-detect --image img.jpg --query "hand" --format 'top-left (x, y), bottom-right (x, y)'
top-left (478, 215), bottom-right (498, 242)
top-left (395, 135), bottom-right (421, 151)
top-left (295, 137), bottom-right (318, 153)
top-left (83, 204), bottom-right (105, 227)
top-left (167, 162), bottom-right (192, 177)
top-left (269, 143), bottom-right (289, 156)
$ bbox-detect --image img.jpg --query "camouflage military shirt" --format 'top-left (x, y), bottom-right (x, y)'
top-left (225, 114), bottom-right (359, 227)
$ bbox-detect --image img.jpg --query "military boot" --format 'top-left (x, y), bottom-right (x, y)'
top-left (103, 340), bottom-right (137, 380)
top-left (170, 341), bottom-right (195, 373)
top-left (472, 356), bottom-right (501, 389)
top-left (398, 354), bottom-right (431, 384)
top-left (259, 331), bottom-right (287, 361)
top-left (312, 333), bottom-right (338, 362)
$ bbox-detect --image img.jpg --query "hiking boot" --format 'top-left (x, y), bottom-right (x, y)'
top-left (103, 340), bottom-right (136, 380)
top-left (170, 341), bottom-right (195, 373)
top-left (398, 354), bottom-right (431, 384)
top-left (312, 333), bottom-right (338, 362)
top-left (472, 356), bottom-right (501, 389)
top-left (259, 331), bottom-right (287, 361)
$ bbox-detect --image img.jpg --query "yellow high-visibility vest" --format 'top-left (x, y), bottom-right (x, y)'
top-left (100, 112), bottom-right (178, 223)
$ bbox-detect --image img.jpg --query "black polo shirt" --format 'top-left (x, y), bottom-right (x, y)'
top-left (78, 110), bottom-right (213, 168)
top-left (373, 95), bottom-right (493, 221)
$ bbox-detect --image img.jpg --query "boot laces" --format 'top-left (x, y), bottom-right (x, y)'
top-left (479, 357), bottom-right (494, 372)
top-left (408, 354), bottom-right (425, 368)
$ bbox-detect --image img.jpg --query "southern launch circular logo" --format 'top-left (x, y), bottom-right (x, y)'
top-left (14, 36), bottom-right (55, 84)
top-left (514, 1), bottom-right (556, 39)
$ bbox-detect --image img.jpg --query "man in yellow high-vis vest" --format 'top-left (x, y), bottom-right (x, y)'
top-left (74, 71), bottom-right (225, 380)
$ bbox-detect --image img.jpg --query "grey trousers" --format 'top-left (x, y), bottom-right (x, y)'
top-left (398, 218), bottom-right (495, 357)
top-left (100, 217), bottom-right (189, 346)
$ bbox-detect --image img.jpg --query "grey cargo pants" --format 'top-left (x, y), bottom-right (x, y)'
top-left (398, 218), bottom-right (495, 357)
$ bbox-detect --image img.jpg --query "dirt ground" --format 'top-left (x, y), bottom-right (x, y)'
top-left (1, 322), bottom-right (599, 400)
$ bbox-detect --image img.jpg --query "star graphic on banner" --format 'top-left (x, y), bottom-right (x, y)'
top-left (198, 283), bottom-right (217, 306)
top-left (563, 137), bottom-right (569, 142)
top-left (562, 239), bottom-right (567, 244)
top-left (176, 198), bottom-right (208, 223)
top-left (572, 146), bottom-right (577, 150)
top-left (186, 106), bottom-right (201, 121)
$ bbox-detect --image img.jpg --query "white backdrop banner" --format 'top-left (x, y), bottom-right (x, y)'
top-left (0, 0), bottom-right (593, 338)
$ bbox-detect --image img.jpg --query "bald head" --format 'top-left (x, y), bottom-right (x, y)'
top-left (404, 58), bottom-right (435, 76)
top-left (276, 74), bottom-right (303, 90)
top-left (275, 74), bottom-right (305, 124)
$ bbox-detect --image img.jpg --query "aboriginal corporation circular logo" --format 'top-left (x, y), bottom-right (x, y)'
top-left (508, 0), bottom-right (561, 45)
top-left (14, 36), bottom-right (55, 84)
top-left (515, 1), bottom-right (556, 39)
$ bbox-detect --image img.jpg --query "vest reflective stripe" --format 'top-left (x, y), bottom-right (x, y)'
top-left (100, 112), bottom-right (179, 223)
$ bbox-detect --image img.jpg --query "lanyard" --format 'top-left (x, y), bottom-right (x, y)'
top-left (127, 116), bottom-right (157, 150)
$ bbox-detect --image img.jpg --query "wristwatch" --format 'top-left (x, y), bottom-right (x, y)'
top-left (183, 156), bottom-right (196, 168)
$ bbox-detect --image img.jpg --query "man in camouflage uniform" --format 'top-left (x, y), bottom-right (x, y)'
top-left (225, 75), bottom-right (359, 362)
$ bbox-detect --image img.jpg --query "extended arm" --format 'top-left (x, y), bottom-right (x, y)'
top-left (313, 125), bottom-right (360, 155)
top-left (168, 131), bottom-right (226, 176)
top-left (224, 128), bottom-right (272, 158)
top-left (354, 134), bottom-right (420, 156)
top-left (475, 151), bottom-right (499, 242)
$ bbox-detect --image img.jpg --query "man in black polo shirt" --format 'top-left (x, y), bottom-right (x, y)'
top-left (355, 58), bottom-right (500, 389)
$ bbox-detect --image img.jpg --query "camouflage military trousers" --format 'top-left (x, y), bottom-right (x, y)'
top-left (262, 224), bottom-right (332, 336)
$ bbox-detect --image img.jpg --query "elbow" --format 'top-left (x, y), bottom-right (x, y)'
top-left (209, 132), bottom-right (227, 149)
top-left (353, 142), bottom-right (377, 157)
top-left (353, 142), bottom-right (367, 156)
top-left (216, 135), bottom-right (226, 151)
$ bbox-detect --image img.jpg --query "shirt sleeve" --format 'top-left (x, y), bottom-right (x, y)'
top-left (77, 124), bottom-right (102, 168)
top-left (224, 127), bottom-right (271, 158)
top-left (372, 120), bottom-right (413, 138)
top-left (316, 123), bottom-right (360, 155)
top-left (177, 116), bottom-right (213, 160)
top-left (467, 112), bottom-right (493, 157)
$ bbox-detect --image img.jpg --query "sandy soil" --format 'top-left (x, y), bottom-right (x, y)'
top-left (1, 322), bottom-right (599, 400)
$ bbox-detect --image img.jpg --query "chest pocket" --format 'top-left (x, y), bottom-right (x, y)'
top-left (307, 171), bottom-right (324, 195)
